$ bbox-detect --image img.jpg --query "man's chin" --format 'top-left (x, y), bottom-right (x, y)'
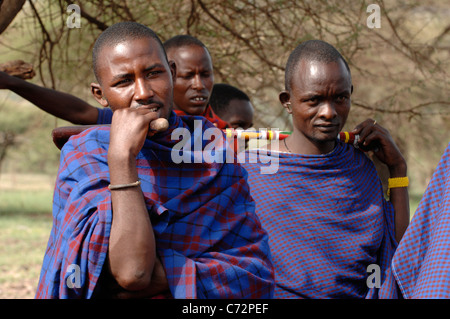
top-left (313, 132), bottom-right (339, 142)
top-left (184, 104), bottom-right (208, 116)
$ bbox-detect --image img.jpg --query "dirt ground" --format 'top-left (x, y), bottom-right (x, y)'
top-left (0, 279), bottom-right (37, 299)
top-left (0, 264), bottom-right (40, 299)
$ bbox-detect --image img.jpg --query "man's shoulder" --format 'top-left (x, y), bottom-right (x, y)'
top-left (57, 126), bottom-right (109, 180)
top-left (240, 142), bottom-right (376, 175)
top-left (61, 125), bottom-right (110, 154)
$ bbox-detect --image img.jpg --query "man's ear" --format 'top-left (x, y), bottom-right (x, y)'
top-left (168, 60), bottom-right (176, 84)
top-left (279, 90), bottom-right (292, 114)
top-left (91, 83), bottom-right (108, 108)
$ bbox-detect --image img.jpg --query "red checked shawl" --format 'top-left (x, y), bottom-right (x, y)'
top-left (36, 111), bottom-right (273, 298)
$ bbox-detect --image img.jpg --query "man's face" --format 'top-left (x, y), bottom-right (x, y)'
top-left (220, 99), bottom-right (254, 130)
top-left (93, 37), bottom-right (175, 120)
top-left (168, 44), bottom-right (214, 115)
top-left (282, 59), bottom-right (352, 148)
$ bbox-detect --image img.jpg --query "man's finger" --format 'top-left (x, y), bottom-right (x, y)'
top-left (351, 118), bottom-right (374, 134)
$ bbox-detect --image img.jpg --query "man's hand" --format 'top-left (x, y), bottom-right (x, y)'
top-left (352, 118), bottom-right (406, 176)
top-left (108, 108), bottom-right (169, 161)
top-left (108, 108), bottom-right (161, 161)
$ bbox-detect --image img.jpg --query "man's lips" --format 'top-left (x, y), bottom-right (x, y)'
top-left (133, 102), bottom-right (163, 112)
top-left (315, 121), bottom-right (339, 127)
top-left (189, 95), bottom-right (208, 106)
top-left (314, 123), bottom-right (340, 132)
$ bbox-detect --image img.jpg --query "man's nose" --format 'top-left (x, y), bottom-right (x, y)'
top-left (191, 74), bottom-right (205, 90)
top-left (318, 102), bottom-right (337, 119)
top-left (134, 78), bottom-right (154, 101)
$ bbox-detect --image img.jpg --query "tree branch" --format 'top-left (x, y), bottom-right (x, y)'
top-left (197, 0), bottom-right (284, 71)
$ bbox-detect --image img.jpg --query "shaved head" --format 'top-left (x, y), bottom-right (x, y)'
top-left (92, 21), bottom-right (167, 82)
top-left (284, 40), bottom-right (351, 91)
top-left (163, 34), bottom-right (209, 55)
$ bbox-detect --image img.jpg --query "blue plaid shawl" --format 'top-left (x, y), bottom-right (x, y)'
top-left (383, 142), bottom-right (450, 298)
top-left (36, 111), bottom-right (274, 299)
top-left (241, 141), bottom-right (397, 298)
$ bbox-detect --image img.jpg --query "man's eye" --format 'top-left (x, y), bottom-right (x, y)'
top-left (147, 70), bottom-right (162, 77)
top-left (306, 97), bottom-right (319, 104)
top-left (336, 95), bottom-right (348, 103)
top-left (114, 79), bottom-right (131, 86)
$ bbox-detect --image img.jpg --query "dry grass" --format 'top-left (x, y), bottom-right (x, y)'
top-left (0, 173), bottom-right (55, 191)
top-left (0, 173), bottom-right (53, 299)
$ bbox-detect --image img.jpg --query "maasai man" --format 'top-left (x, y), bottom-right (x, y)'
top-left (209, 83), bottom-right (255, 130)
top-left (96, 35), bottom-right (229, 129)
top-left (241, 39), bottom-right (410, 299)
top-left (35, 21), bottom-right (274, 299)
top-left (165, 35), bottom-right (230, 129)
top-left (0, 35), bottom-right (230, 129)
top-left (380, 142), bottom-right (450, 298)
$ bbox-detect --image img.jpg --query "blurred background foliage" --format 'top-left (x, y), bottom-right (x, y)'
top-left (0, 0), bottom-right (449, 195)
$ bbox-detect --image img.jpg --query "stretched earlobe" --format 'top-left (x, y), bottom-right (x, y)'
top-left (279, 91), bottom-right (292, 114)
top-left (285, 102), bottom-right (292, 113)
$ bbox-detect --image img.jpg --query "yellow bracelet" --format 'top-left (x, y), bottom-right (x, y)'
top-left (387, 177), bottom-right (409, 196)
top-left (108, 180), bottom-right (141, 190)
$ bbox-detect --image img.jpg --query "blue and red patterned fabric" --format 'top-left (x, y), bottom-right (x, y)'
top-left (96, 106), bottom-right (113, 126)
top-left (241, 141), bottom-right (398, 298)
top-left (384, 142), bottom-right (450, 298)
top-left (97, 104), bottom-right (230, 129)
top-left (36, 111), bottom-right (274, 299)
